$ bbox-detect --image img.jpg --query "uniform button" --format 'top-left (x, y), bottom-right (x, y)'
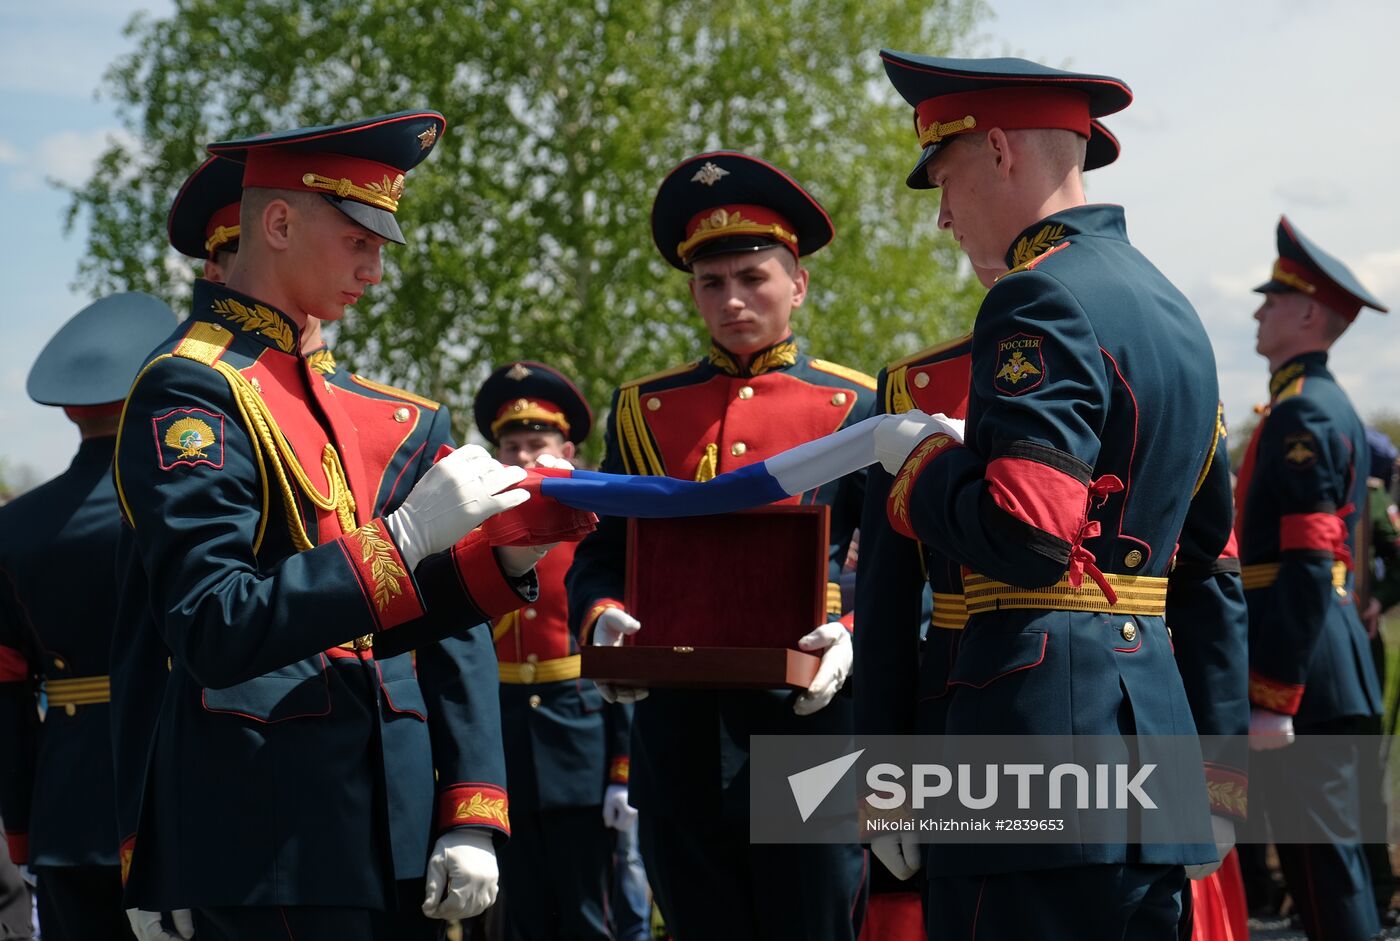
top-left (210, 324), bottom-right (223, 332)
top-left (831, 392), bottom-right (848, 406)
top-left (520, 664), bottom-right (537, 683)
top-left (913, 372), bottom-right (930, 389)
top-left (52, 658), bottom-right (65, 670)
top-left (526, 653), bottom-right (539, 664)
top-left (250, 378), bottom-right (262, 393)
top-left (731, 442), bottom-right (747, 457)
top-left (394, 407), bottom-right (410, 423)
top-left (1124, 549), bottom-right (1143, 569)
top-left (523, 607), bottom-right (538, 620)
top-left (738, 386), bottom-right (754, 400)
top-left (64, 704), bottom-right (76, 717)
top-left (528, 694), bottom-right (542, 709)
top-left (646, 397), bottom-right (661, 412)
top-left (1120, 621), bottom-right (1137, 642)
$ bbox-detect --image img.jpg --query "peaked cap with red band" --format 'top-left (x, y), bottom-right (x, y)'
top-left (1254, 215), bottom-right (1388, 322)
top-left (207, 110), bottom-right (446, 245)
top-left (474, 361), bottom-right (593, 446)
top-left (651, 151), bottom-right (834, 271)
top-left (881, 51), bottom-right (1133, 190)
top-left (168, 156), bottom-right (245, 259)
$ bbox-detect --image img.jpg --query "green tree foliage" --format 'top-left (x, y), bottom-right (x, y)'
top-left (65, 0), bottom-right (986, 455)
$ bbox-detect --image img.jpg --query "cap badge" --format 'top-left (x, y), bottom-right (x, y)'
top-left (418, 125), bottom-right (438, 150)
top-left (691, 161), bottom-right (730, 186)
top-left (506, 363), bottom-right (533, 381)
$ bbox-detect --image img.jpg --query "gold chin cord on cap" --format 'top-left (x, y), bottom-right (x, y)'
top-left (204, 224), bottom-right (240, 254)
top-left (917, 114), bottom-right (977, 147)
top-left (1270, 261), bottom-right (1316, 295)
top-left (300, 172), bottom-right (404, 213)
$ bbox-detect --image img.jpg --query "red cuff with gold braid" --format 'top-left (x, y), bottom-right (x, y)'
top-left (451, 530), bottom-right (530, 619)
top-left (1204, 764), bottom-right (1248, 821)
top-left (437, 783), bottom-right (510, 836)
top-left (886, 433), bottom-right (962, 539)
top-left (609, 757), bottom-right (631, 785)
top-left (580, 599), bottom-right (625, 645)
top-left (3, 831), bottom-right (26, 866)
top-left (341, 519), bottom-right (424, 631)
top-left (120, 834), bottom-right (136, 886)
top-left (1249, 671), bottom-right (1305, 716)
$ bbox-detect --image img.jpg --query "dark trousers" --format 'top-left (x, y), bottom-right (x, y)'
top-left (638, 811), bottom-right (866, 941)
top-left (500, 806), bottom-right (612, 940)
top-left (34, 865), bottom-right (131, 941)
top-left (192, 879), bottom-right (443, 941)
top-left (926, 864), bottom-right (1184, 940)
top-left (1253, 721), bottom-right (1381, 941)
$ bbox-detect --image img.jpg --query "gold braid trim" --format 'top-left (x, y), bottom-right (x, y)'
top-left (917, 114), bottom-right (977, 147)
top-left (1192, 402), bottom-right (1224, 498)
top-left (808, 358), bottom-right (875, 390)
top-left (351, 523), bottom-right (408, 613)
top-left (212, 362), bottom-right (357, 550)
top-left (210, 298), bottom-right (295, 353)
top-left (694, 443), bottom-right (719, 482)
top-left (614, 386), bottom-right (664, 477)
top-left (300, 171), bottom-right (404, 213)
top-left (1270, 261), bottom-right (1316, 295)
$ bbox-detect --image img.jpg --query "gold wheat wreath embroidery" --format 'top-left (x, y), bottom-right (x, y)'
top-left (164, 417), bottom-right (215, 459)
top-left (1011, 224), bottom-right (1066, 268)
top-left (455, 792), bottom-right (510, 828)
top-left (352, 524), bottom-right (408, 612)
top-left (210, 297), bottom-right (295, 353)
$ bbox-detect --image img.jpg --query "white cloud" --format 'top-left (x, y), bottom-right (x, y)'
top-left (0, 139), bottom-right (19, 165)
top-left (4, 127), bottom-right (139, 192)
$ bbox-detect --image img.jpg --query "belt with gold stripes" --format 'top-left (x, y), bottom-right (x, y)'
top-left (962, 572), bottom-right (1168, 617)
top-left (499, 654), bottom-right (581, 685)
top-left (1241, 561), bottom-right (1348, 594)
top-left (43, 675), bottom-right (111, 711)
top-left (930, 592), bottom-right (969, 630)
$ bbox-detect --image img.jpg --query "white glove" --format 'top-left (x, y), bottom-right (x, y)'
top-left (125, 909), bottom-right (195, 941)
top-left (422, 829), bottom-right (499, 921)
top-left (874, 410), bottom-right (965, 475)
top-left (793, 623), bottom-right (853, 716)
top-left (495, 544), bottom-right (554, 577)
top-left (1184, 815), bottom-right (1236, 880)
top-left (602, 783), bottom-right (637, 831)
top-left (1248, 707), bottom-right (1295, 751)
top-left (533, 453), bottom-right (574, 471)
top-left (592, 608), bottom-right (649, 704)
top-left (871, 831), bottom-right (922, 881)
top-left (385, 445), bottom-right (529, 570)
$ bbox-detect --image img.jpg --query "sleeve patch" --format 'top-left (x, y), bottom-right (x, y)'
top-left (993, 333), bottom-right (1045, 396)
top-left (153, 407), bottom-right (225, 470)
top-left (1282, 431), bottom-right (1318, 469)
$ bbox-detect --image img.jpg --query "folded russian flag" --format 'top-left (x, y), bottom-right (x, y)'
top-left (518, 414), bottom-right (885, 518)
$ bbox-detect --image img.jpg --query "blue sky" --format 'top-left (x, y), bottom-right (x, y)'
top-left (2, 0), bottom-right (1397, 484)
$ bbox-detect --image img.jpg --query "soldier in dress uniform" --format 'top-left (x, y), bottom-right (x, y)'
top-left (0, 292), bottom-right (177, 941)
top-left (862, 53), bottom-right (1241, 938)
top-left (473, 362), bottom-right (635, 939)
top-left (567, 152), bottom-right (874, 940)
top-left (110, 112), bottom-right (552, 941)
top-left (1235, 216), bottom-right (1389, 940)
